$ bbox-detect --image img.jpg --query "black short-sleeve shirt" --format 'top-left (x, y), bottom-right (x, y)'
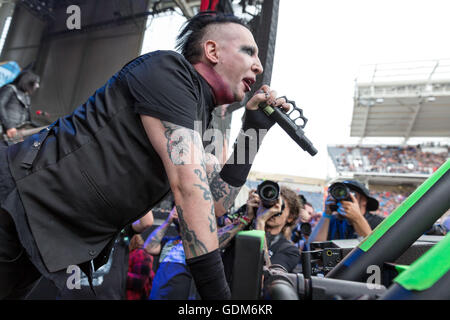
top-left (125, 50), bottom-right (215, 132)
top-left (267, 234), bottom-right (300, 273)
top-left (2, 50), bottom-right (218, 287)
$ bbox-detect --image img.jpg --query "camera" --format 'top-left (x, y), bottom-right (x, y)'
top-left (328, 182), bottom-right (352, 212)
top-left (292, 222), bottom-right (312, 243)
top-left (257, 180), bottom-right (281, 208)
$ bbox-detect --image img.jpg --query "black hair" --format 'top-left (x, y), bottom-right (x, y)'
top-left (176, 11), bottom-right (249, 64)
top-left (12, 70), bottom-right (40, 93)
top-left (299, 194), bottom-right (307, 206)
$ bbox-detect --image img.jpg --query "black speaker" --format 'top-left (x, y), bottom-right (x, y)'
top-left (231, 231), bottom-right (265, 300)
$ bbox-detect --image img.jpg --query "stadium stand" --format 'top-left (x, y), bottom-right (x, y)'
top-left (328, 144), bottom-right (448, 175)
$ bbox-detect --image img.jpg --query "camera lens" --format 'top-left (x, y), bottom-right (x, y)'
top-left (334, 187), bottom-right (347, 198)
top-left (257, 180), bottom-right (281, 208)
top-left (329, 182), bottom-right (349, 202)
top-left (300, 222), bottom-right (312, 236)
top-left (261, 185), bottom-right (278, 200)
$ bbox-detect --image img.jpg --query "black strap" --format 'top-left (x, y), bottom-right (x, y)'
top-left (21, 126), bottom-right (52, 169)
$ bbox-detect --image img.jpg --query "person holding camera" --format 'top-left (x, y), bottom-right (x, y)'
top-left (245, 182), bottom-right (301, 273)
top-left (308, 180), bottom-right (385, 242)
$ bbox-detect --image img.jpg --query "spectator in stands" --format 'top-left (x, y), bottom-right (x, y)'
top-left (333, 145), bottom-right (447, 175)
top-left (374, 190), bottom-right (410, 216)
top-left (308, 180), bottom-right (385, 243)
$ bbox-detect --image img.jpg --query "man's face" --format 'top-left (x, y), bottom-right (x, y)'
top-left (299, 204), bottom-right (314, 223)
top-left (351, 191), bottom-right (367, 212)
top-left (212, 23), bottom-right (263, 102)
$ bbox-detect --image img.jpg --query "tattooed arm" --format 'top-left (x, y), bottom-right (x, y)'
top-left (140, 115), bottom-right (217, 259)
top-left (144, 208), bottom-right (175, 255)
top-left (204, 152), bottom-right (242, 217)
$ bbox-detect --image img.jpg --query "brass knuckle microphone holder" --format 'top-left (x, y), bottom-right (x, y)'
top-left (258, 96), bottom-right (318, 156)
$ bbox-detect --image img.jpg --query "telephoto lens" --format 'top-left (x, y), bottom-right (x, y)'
top-left (329, 182), bottom-right (350, 201)
top-left (328, 182), bottom-right (352, 211)
top-left (257, 180), bottom-right (280, 208)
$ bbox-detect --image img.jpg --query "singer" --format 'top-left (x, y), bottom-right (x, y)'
top-left (0, 11), bottom-right (290, 299)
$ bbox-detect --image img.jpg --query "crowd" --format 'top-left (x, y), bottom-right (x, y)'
top-left (372, 190), bottom-right (411, 216)
top-left (332, 145), bottom-right (448, 175)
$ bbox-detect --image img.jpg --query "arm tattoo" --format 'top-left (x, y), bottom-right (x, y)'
top-left (194, 168), bottom-right (212, 201)
top-left (209, 171), bottom-right (241, 211)
top-left (146, 235), bottom-right (162, 250)
top-left (193, 183), bottom-right (212, 201)
top-left (162, 121), bottom-right (191, 165)
top-left (218, 232), bottom-right (232, 247)
top-left (145, 220), bottom-right (171, 251)
top-left (209, 172), bottom-right (227, 201)
top-left (222, 187), bottom-right (241, 211)
top-left (217, 220), bottom-right (245, 249)
top-left (194, 168), bottom-right (208, 183)
top-left (193, 168), bottom-right (216, 233)
top-left (208, 204), bottom-right (217, 233)
top-left (176, 205), bottom-right (208, 257)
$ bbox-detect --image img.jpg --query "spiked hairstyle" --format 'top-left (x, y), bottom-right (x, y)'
top-left (176, 11), bottom-right (250, 64)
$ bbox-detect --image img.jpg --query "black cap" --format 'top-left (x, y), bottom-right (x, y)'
top-left (342, 180), bottom-right (379, 211)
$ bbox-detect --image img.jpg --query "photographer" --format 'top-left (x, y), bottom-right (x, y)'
top-left (246, 183), bottom-right (301, 273)
top-left (286, 195), bottom-right (313, 252)
top-left (308, 180), bottom-right (384, 242)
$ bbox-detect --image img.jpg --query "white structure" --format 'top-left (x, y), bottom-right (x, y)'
top-left (351, 59), bottom-right (450, 143)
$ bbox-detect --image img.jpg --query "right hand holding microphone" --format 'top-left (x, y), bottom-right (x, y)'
top-left (243, 85), bottom-right (291, 131)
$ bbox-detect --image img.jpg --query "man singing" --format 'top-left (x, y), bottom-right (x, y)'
top-left (0, 12), bottom-right (289, 299)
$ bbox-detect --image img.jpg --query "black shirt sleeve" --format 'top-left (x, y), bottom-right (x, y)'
top-left (125, 51), bottom-right (200, 130)
top-left (365, 212), bottom-right (385, 230)
top-left (270, 239), bottom-right (301, 273)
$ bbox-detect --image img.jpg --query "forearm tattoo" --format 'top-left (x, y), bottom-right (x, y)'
top-left (209, 171), bottom-right (241, 212)
top-left (176, 205), bottom-right (208, 257)
top-left (193, 166), bottom-right (216, 233)
top-left (208, 204), bottom-right (217, 233)
top-left (194, 169), bottom-right (212, 201)
top-left (145, 220), bottom-right (170, 250)
top-left (217, 220), bottom-right (244, 249)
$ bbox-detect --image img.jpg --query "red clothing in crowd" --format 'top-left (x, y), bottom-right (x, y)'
top-left (126, 248), bottom-right (155, 300)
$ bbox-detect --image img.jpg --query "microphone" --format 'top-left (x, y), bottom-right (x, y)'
top-left (258, 97), bottom-right (318, 156)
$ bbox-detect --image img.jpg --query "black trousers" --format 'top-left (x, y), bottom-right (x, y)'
top-left (0, 208), bottom-right (41, 299)
top-left (0, 145), bottom-right (41, 299)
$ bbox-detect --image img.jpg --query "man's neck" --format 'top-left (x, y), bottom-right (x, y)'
top-left (193, 62), bottom-right (234, 105)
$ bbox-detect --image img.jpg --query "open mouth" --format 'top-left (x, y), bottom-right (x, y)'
top-left (242, 78), bottom-right (255, 92)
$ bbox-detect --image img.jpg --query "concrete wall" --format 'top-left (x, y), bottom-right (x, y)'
top-left (0, 4), bottom-right (45, 68)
